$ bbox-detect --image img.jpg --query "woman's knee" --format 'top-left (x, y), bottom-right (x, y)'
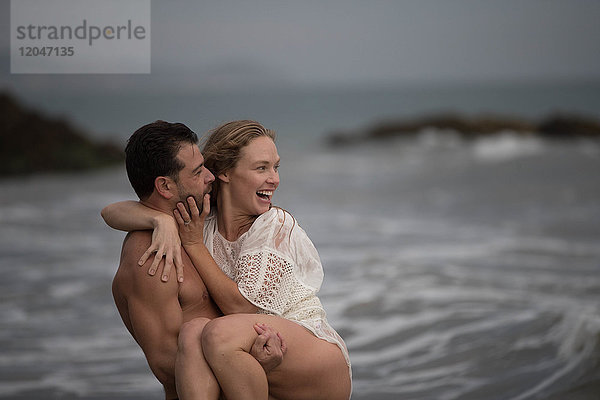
top-left (201, 316), bottom-right (250, 357)
top-left (178, 317), bottom-right (211, 352)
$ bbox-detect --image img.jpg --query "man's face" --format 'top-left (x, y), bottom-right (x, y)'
top-left (172, 143), bottom-right (215, 212)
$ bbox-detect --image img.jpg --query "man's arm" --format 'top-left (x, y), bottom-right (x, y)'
top-left (113, 231), bottom-right (182, 398)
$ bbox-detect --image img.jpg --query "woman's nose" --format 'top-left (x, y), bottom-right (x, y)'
top-left (267, 170), bottom-right (279, 185)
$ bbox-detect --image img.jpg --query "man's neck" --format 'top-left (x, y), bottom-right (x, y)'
top-left (140, 193), bottom-right (175, 216)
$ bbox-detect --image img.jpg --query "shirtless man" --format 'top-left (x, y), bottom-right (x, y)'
top-left (104, 121), bottom-right (284, 399)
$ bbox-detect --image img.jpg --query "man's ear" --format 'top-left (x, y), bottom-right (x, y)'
top-left (218, 171), bottom-right (230, 183)
top-left (155, 176), bottom-right (175, 199)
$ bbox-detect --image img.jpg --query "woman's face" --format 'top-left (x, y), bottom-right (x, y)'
top-left (222, 136), bottom-right (280, 216)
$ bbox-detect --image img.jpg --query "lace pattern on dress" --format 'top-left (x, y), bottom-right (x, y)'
top-left (237, 250), bottom-right (315, 316)
top-left (211, 231), bottom-right (246, 281)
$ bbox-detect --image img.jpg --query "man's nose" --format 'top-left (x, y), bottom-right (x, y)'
top-left (205, 168), bottom-right (215, 183)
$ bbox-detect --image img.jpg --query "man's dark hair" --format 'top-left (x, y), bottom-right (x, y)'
top-left (125, 120), bottom-right (198, 200)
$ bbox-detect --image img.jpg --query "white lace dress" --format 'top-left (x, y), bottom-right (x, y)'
top-left (203, 207), bottom-right (351, 374)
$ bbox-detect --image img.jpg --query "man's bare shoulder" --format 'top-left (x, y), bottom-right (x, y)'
top-left (114, 230), bottom-right (178, 298)
top-left (113, 231), bottom-right (220, 319)
top-left (121, 230), bottom-right (153, 262)
top-left (116, 231), bottom-right (152, 278)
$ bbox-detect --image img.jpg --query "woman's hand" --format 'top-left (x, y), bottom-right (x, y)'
top-left (174, 194), bottom-right (210, 247)
top-left (137, 213), bottom-right (185, 283)
top-left (251, 323), bottom-right (287, 373)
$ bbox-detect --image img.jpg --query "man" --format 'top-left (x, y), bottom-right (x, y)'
top-left (104, 121), bottom-right (284, 400)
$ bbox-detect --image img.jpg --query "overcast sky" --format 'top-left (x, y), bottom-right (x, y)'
top-left (2, 0), bottom-right (600, 94)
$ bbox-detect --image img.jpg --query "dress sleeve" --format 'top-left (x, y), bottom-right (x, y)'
top-left (235, 208), bottom-right (324, 315)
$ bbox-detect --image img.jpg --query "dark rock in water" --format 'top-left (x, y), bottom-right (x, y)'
top-left (0, 91), bottom-right (124, 176)
top-left (327, 112), bottom-right (600, 146)
top-left (370, 114), bottom-right (535, 139)
top-left (538, 114), bottom-right (600, 139)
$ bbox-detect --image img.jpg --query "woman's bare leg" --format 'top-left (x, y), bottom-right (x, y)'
top-left (202, 317), bottom-right (269, 400)
top-left (175, 317), bottom-right (221, 400)
top-left (201, 314), bottom-right (351, 400)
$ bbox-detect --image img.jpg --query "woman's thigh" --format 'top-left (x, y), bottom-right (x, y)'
top-left (203, 314), bottom-right (350, 400)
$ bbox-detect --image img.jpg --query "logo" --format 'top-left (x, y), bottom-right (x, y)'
top-left (11, 0), bottom-right (151, 74)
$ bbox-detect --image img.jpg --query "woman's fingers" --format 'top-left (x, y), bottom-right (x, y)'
top-left (138, 245), bottom-right (155, 267)
top-left (134, 214), bottom-right (182, 283)
top-left (277, 332), bottom-right (287, 354)
top-left (174, 195), bottom-right (209, 226)
top-left (138, 243), bottom-right (163, 276)
top-left (160, 245), bottom-right (179, 282)
top-left (173, 208), bottom-right (184, 226)
top-left (253, 323), bottom-right (266, 335)
top-left (160, 254), bottom-right (173, 282)
top-left (148, 251), bottom-right (163, 276)
top-left (176, 202), bottom-right (191, 223)
top-left (174, 248), bottom-right (184, 283)
top-left (252, 330), bottom-right (269, 349)
top-left (253, 323), bottom-right (286, 353)
top-left (201, 194), bottom-right (211, 218)
top-left (174, 197), bottom-right (206, 247)
top-left (187, 196), bottom-right (200, 217)
top-left (139, 245), bottom-right (182, 283)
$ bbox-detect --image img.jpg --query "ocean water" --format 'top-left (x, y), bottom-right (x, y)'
top-left (1, 85), bottom-right (600, 399)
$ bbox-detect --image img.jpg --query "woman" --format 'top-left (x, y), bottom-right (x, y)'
top-left (103, 121), bottom-right (351, 400)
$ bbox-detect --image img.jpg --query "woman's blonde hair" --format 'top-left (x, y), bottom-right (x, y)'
top-left (202, 120), bottom-right (276, 208)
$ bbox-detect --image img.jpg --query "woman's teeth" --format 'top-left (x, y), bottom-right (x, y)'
top-left (257, 190), bottom-right (273, 199)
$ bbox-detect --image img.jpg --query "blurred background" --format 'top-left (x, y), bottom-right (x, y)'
top-left (1, 1), bottom-right (600, 399)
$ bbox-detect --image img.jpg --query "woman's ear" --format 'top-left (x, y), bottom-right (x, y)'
top-left (155, 176), bottom-right (174, 199)
top-left (218, 171), bottom-right (230, 183)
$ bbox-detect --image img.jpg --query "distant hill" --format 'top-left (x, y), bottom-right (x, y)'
top-left (327, 112), bottom-right (600, 146)
top-left (0, 91), bottom-right (123, 175)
